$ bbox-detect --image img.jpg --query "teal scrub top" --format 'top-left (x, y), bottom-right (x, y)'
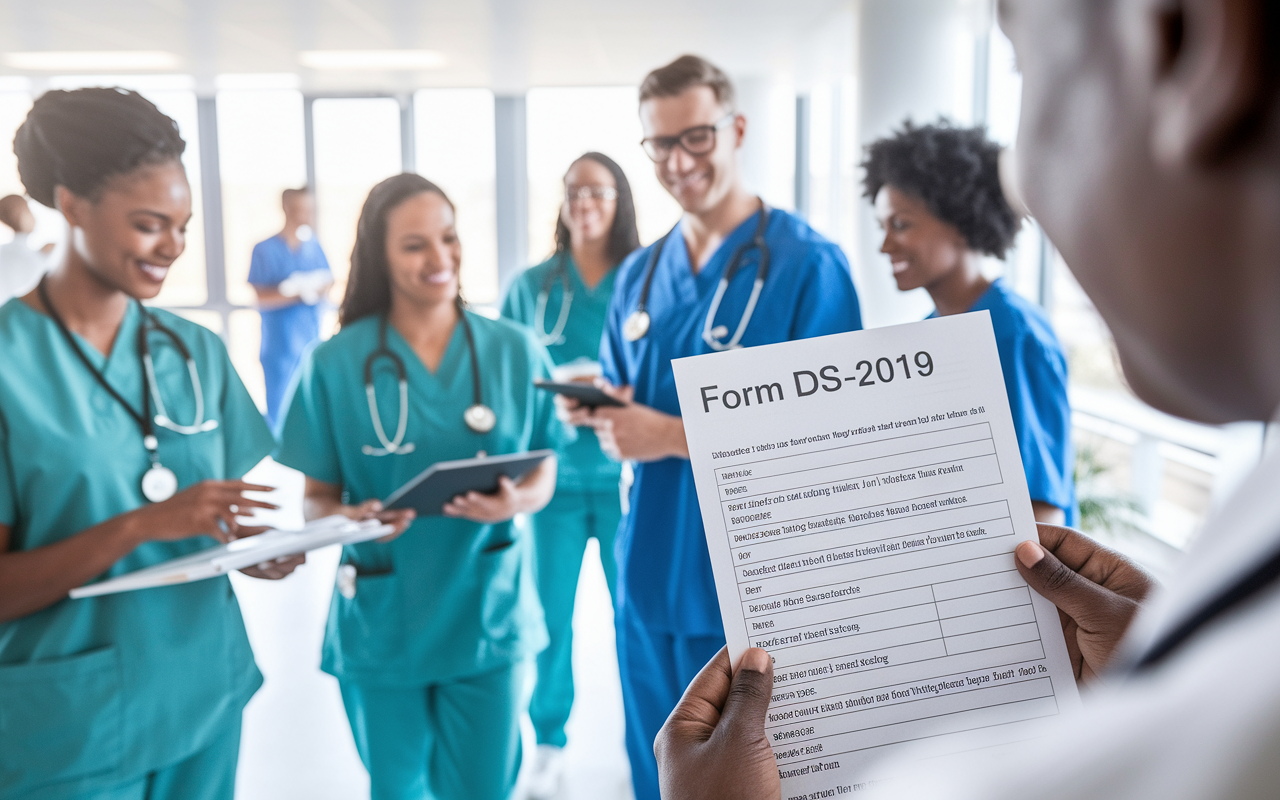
top-left (501, 252), bottom-right (623, 493)
top-left (0, 298), bottom-right (274, 795)
top-left (275, 310), bottom-right (570, 686)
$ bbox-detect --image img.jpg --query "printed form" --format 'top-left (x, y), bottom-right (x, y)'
top-left (672, 313), bottom-right (1079, 796)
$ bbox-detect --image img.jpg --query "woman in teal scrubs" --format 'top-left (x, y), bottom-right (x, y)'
top-left (500, 152), bottom-right (638, 795)
top-left (0, 89), bottom-right (299, 799)
top-left (864, 120), bottom-right (1076, 524)
top-left (276, 173), bottom-right (567, 800)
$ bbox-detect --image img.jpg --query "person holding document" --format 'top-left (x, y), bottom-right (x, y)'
top-left (0, 88), bottom-right (299, 800)
top-left (275, 173), bottom-right (568, 800)
top-left (656, 0), bottom-right (1280, 798)
top-left (864, 120), bottom-right (1076, 525)
top-left (500, 151), bottom-right (638, 796)
top-left (565, 55), bottom-right (864, 800)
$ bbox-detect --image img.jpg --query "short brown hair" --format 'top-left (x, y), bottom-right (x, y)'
top-left (281, 186), bottom-right (310, 205)
top-left (639, 55), bottom-right (735, 109)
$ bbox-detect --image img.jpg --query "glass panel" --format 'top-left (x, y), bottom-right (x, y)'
top-left (312, 97), bottom-right (402, 301)
top-left (217, 89), bottom-right (308, 307)
top-left (46, 76), bottom-right (207, 307)
top-left (526, 87), bottom-right (682, 264)
top-left (415, 89), bottom-right (499, 305)
top-left (229, 308), bottom-right (266, 413)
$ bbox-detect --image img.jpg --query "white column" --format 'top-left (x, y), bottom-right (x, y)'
top-left (734, 74), bottom-right (797, 211)
top-left (853, 0), bottom-right (982, 328)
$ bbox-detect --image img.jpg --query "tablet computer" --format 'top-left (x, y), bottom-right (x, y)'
top-left (533, 379), bottom-right (625, 408)
top-left (383, 450), bottom-right (555, 516)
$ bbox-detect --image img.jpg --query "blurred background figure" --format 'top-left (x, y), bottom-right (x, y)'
top-left (864, 119), bottom-right (1075, 526)
top-left (0, 194), bottom-right (53, 303)
top-left (501, 151), bottom-right (639, 799)
top-left (249, 186), bottom-right (333, 430)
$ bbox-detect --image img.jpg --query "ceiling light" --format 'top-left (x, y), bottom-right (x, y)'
top-left (4, 51), bottom-right (181, 71)
top-left (298, 50), bottom-right (446, 71)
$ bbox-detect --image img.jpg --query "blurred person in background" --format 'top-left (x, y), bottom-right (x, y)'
top-left (0, 193), bottom-right (53, 303)
top-left (565, 54), bottom-right (864, 800)
top-left (654, 1), bottom-right (1280, 798)
top-left (248, 185), bottom-right (332, 430)
top-left (864, 120), bottom-right (1076, 526)
top-left (501, 151), bottom-right (640, 798)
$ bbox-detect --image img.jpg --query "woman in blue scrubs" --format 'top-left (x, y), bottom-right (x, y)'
top-left (0, 88), bottom-right (299, 799)
top-left (500, 152), bottom-right (638, 796)
top-left (863, 120), bottom-right (1076, 524)
top-left (276, 173), bottom-right (567, 800)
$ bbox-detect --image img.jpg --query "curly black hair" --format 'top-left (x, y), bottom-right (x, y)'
top-left (14, 87), bottom-right (186, 208)
top-left (861, 119), bottom-right (1020, 259)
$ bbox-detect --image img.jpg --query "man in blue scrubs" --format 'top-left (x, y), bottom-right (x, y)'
top-left (248, 186), bottom-right (332, 430)
top-left (567, 55), bottom-right (864, 800)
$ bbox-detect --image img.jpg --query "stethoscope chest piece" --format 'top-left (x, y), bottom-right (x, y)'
top-left (141, 463), bottom-right (178, 503)
top-left (465, 404), bottom-right (497, 434)
top-left (623, 310), bottom-right (651, 342)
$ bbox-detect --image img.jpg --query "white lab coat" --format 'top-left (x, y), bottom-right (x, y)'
top-left (0, 234), bottom-right (49, 303)
top-left (894, 432), bottom-right (1280, 799)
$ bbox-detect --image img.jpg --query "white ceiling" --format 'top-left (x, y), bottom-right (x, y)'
top-left (0, 0), bottom-right (854, 93)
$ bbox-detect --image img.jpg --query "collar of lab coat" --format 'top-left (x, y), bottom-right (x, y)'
top-left (1116, 412), bottom-right (1280, 670)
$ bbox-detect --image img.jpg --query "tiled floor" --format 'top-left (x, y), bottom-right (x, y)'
top-left (231, 459), bottom-right (632, 800)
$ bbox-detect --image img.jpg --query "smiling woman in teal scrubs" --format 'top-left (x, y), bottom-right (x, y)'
top-left (864, 120), bottom-right (1076, 525)
top-left (276, 173), bottom-right (567, 800)
top-left (0, 88), bottom-right (299, 800)
top-left (500, 151), bottom-right (638, 796)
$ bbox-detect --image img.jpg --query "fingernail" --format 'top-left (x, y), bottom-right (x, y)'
top-left (1016, 541), bottom-right (1045, 568)
top-left (741, 648), bottom-right (770, 673)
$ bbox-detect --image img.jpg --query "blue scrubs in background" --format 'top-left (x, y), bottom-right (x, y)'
top-left (941, 278), bottom-right (1077, 523)
top-left (600, 207), bottom-right (863, 800)
top-left (248, 234), bottom-right (330, 430)
top-left (502, 253), bottom-right (624, 750)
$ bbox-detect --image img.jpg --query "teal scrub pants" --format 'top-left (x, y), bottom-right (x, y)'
top-left (38, 717), bottom-right (242, 800)
top-left (528, 488), bottom-right (621, 747)
top-left (338, 663), bottom-right (524, 800)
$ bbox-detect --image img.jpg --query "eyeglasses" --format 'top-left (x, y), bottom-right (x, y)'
top-left (641, 114), bottom-right (736, 162)
top-left (565, 185), bottom-right (619, 203)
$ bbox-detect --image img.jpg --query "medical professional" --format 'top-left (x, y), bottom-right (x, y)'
top-left (863, 120), bottom-right (1076, 525)
top-left (658, 1), bottom-right (1280, 799)
top-left (565, 55), bottom-right (863, 800)
top-left (0, 88), bottom-right (300, 800)
top-left (248, 186), bottom-right (332, 430)
top-left (501, 151), bottom-right (639, 797)
top-left (276, 173), bottom-right (568, 800)
top-left (0, 194), bottom-right (53, 303)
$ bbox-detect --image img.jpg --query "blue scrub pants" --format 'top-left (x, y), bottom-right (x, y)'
top-left (49, 716), bottom-right (241, 800)
top-left (338, 664), bottom-right (523, 800)
top-left (616, 604), bottom-right (725, 800)
top-left (529, 488), bottom-right (621, 747)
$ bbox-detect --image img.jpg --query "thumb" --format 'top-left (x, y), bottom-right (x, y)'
top-left (1016, 540), bottom-right (1125, 629)
top-left (717, 648), bottom-right (775, 741)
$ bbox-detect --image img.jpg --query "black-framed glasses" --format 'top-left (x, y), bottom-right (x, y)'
top-left (641, 114), bottom-right (736, 162)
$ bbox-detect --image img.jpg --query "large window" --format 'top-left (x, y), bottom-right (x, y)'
top-left (312, 97), bottom-right (403, 300)
top-left (525, 86), bottom-right (682, 265)
top-left (415, 89), bottom-right (499, 305)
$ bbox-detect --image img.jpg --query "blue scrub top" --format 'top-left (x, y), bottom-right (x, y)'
top-left (249, 235), bottom-right (330, 364)
top-left (275, 311), bottom-right (571, 685)
top-left (501, 253), bottom-right (623, 493)
top-left (0, 299), bottom-right (274, 793)
top-left (601, 207), bottom-right (864, 636)
top-left (940, 279), bottom-right (1077, 524)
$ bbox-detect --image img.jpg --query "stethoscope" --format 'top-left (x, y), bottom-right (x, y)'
top-left (533, 250), bottom-right (573, 346)
top-left (623, 200), bottom-right (771, 351)
top-left (38, 278), bottom-right (219, 504)
top-left (361, 305), bottom-right (496, 457)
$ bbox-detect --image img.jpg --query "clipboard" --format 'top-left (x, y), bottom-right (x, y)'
top-left (533, 380), bottom-right (625, 408)
top-left (383, 450), bottom-right (554, 516)
top-left (70, 516), bottom-right (393, 599)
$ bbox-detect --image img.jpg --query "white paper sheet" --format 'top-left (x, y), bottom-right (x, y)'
top-left (672, 312), bottom-right (1080, 795)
